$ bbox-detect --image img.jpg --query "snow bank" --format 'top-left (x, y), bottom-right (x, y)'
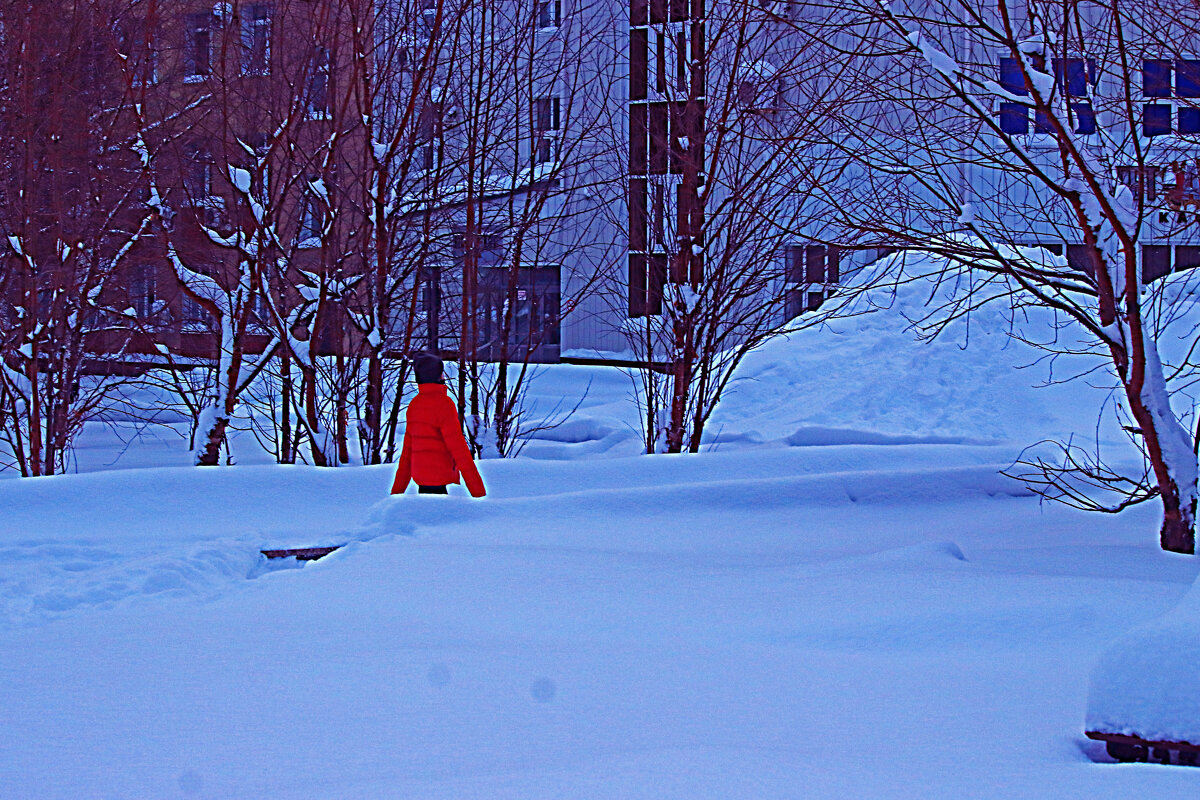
top-left (708, 255), bottom-right (1125, 448)
top-left (1086, 573), bottom-right (1200, 744)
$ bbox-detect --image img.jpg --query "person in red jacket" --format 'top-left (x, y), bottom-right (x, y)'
top-left (390, 352), bottom-right (486, 497)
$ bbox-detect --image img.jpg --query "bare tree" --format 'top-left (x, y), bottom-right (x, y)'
top-left (611, 1), bottom-right (877, 454)
top-left (0, 0), bottom-right (154, 475)
top-left (822, 0), bottom-right (1200, 552)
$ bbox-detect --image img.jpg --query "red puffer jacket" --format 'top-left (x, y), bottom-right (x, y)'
top-left (390, 383), bottom-right (486, 497)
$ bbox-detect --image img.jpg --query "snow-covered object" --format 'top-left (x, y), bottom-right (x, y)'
top-left (1086, 573), bottom-right (1200, 744)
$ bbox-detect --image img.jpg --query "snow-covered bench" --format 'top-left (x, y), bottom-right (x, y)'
top-left (1086, 574), bottom-right (1200, 765)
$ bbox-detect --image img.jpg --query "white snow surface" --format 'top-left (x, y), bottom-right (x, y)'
top-left (3, 272), bottom-right (1199, 797)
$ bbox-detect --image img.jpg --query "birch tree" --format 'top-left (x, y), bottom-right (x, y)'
top-left (824, 0), bottom-right (1200, 552)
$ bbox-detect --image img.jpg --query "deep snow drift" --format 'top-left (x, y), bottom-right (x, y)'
top-left (3, 267), bottom-right (1199, 798)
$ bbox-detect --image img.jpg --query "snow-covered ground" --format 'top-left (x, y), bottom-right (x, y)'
top-left (3, 271), bottom-right (1199, 797)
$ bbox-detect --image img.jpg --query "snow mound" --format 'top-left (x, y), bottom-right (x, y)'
top-left (707, 262), bottom-right (1121, 448)
top-left (1086, 573), bottom-right (1200, 744)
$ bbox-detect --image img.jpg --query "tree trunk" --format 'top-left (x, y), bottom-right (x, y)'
top-left (280, 350), bottom-right (294, 464)
top-left (364, 347), bottom-right (384, 464)
top-left (1160, 509), bottom-right (1195, 555)
top-left (196, 415), bottom-right (228, 466)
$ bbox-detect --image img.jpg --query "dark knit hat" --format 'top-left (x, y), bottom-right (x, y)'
top-left (413, 351), bottom-right (444, 384)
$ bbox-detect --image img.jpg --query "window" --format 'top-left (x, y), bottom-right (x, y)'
top-left (648, 102), bottom-right (669, 173)
top-left (1065, 244), bottom-right (1098, 278)
top-left (297, 179), bottom-right (325, 245)
top-left (118, 19), bottom-right (158, 87)
top-left (630, 29), bottom-right (648, 101)
top-left (646, 23), bottom-right (690, 98)
top-left (185, 13), bottom-right (212, 81)
top-left (738, 60), bottom-right (781, 113)
top-left (183, 146), bottom-right (213, 200)
top-left (630, 103), bottom-right (648, 173)
top-left (417, 98), bottom-right (443, 171)
top-left (629, 178), bottom-right (648, 250)
top-left (1143, 245), bottom-right (1172, 283)
top-left (241, 4), bottom-right (272, 76)
top-left (453, 231), bottom-right (505, 267)
top-left (1142, 59), bottom-right (1200, 137)
top-left (307, 46), bottom-right (331, 118)
top-left (533, 97), bottom-right (561, 164)
top-left (786, 244), bottom-right (840, 284)
top-left (628, 253), bottom-right (666, 316)
top-left (536, 0), bottom-right (561, 29)
top-left (249, 293), bottom-right (271, 331)
top-left (130, 265), bottom-right (158, 320)
top-left (180, 295), bottom-right (210, 328)
top-left (997, 56), bottom-right (1096, 135)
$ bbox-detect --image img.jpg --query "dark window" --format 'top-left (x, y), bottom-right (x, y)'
top-left (542, 291), bottom-right (561, 346)
top-left (298, 180), bottom-right (323, 243)
top-left (631, 0), bottom-right (648, 26)
top-left (184, 146), bottom-right (212, 199)
top-left (785, 287), bottom-right (804, 319)
top-left (1144, 59), bottom-right (1172, 97)
top-left (1066, 244), bottom-right (1098, 278)
top-left (536, 0), bottom-right (561, 28)
top-left (805, 244), bottom-right (825, 283)
top-left (627, 254), bottom-right (665, 316)
top-left (1142, 245), bottom-right (1172, 283)
top-left (1180, 107), bottom-right (1200, 134)
top-left (785, 245), bottom-right (804, 282)
top-left (118, 19), bottom-right (158, 87)
top-left (186, 14), bottom-right (212, 79)
top-left (1055, 58), bottom-right (1089, 97)
top-left (1177, 59), bottom-right (1200, 97)
top-left (181, 295), bottom-right (210, 327)
top-left (1140, 60), bottom-right (1200, 136)
top-left (630, 104), bottom-right (647, 173)
top-left (1071, 103), bottom-right (1097, 135)
top-left (998, 103), bottom-right (1029, 134)
top-left (630, 29), bottom-right (648, 101)
top-left (648, 102), bottom-right (669, 174)
top-left (308, 46), bottom-right (331, 117)
top-left (1117, 166), bottom-right (1161, 203)
top-left (998, 57), bottom-right (1027, 96)
top-left (998, 56), bottom-right (1094, 135)
top-left (649, 0), bottom-right (668, 24)
top-left (650, 182), bottom-right (665, 246)
top-left (676, 32), bottom-right (688, 93)
top-left (628, 253), bottom-right (647, 316)
top-left (420, 266), bottom-right (441, 350)
top-left (1144, 102), bottom-right (1173, 136)
top-left (1175, 245), bottom-right (1200, 273)
top-left (655, 30), bottom-right (667, 93)
top-left (1034, 108), bottom-right (1055, 134)
top-left (535, 97), bottom-right (560, 132)
top-left (418, 99), bottom-right (443, 170)
top-left (785, 244), bottom-right (841, 285)
top-left (241, 4), bottom-right (272, 75)
top-left (676, 183), bottom-right (695, 240)
top-left (533, 97), bottom-right (560, 165)
top-left (131, 265), bottom-right (157, 319)
top-left (629, 178), bottom-right (647, 251)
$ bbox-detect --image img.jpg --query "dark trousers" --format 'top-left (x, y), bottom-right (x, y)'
top-left (418, 485), bottom-right (448, 495)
